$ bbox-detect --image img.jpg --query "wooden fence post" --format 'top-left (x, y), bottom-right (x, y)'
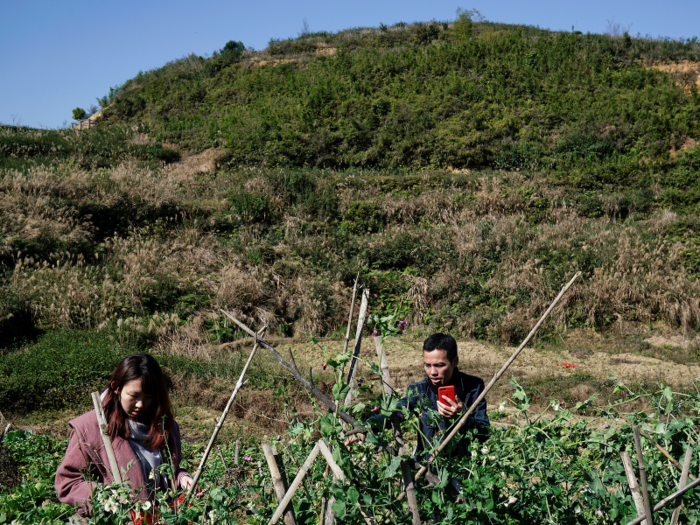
top-left (632, 426), bottom-right (654, 525)
top-left (373, 335), bottom-right (420, 525)
top-left (344, 288), bottom-right (370, 408)
top-left (90, 392), bottom-right (122, 484)
top-left (187, 327), bottom-right (266, 495)
top-left (621, 451), bottom-right (646, 525)
top-left (267, 443), bottom-right (321, 525)
top-left (262, 443), bottom-right (296, 525)
top-left (670, 444), bottom-right (694, 525)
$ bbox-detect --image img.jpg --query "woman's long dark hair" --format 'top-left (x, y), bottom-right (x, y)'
top-left (103, 353), bottom-right (173, 450)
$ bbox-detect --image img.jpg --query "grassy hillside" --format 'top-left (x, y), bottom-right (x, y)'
top-left (1, 17), bottom-right (700, 418)
top-left (2, 19), bottom-right (700, 525)
top-left (101, 20), bottom-right (700, 182)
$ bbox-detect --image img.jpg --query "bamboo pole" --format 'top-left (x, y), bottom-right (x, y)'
top-left (1, 422), bottom-right (10, 443)
top-left (373, 335), bottom-right (420, 525)
top-left (374, 334), bottom-right (394, 396)
top-left (267, 443), bottom-right (321, 525)
top-left (412, 271), bottom-right (581, 483)
top-left (221, 311), bottom-right (359, 428)
top-left (342, 275), bottom-right (360, 355)
top-left (271, 445), bottom-right (289, 486)
top-left (626, 475), bottom-right (700, 525)
top-left (235, 440), bottom-right (240, 468)
top-left (319, 497), bottom-right (327, 525)
top-left (633, 426), bottom-right (654, 525)
top-left (187, 326), bottom-right (266, 495)
top-left (324, 495), bottom-right (336, 524)
top-left (317, 441), bottom-right (374, 525)
top-left (621, 451), bottom-right (646, 525)
top-left (91, 392), bottom-right (122, 484)
top-left (262, 444), bottom-right (296, 525)
top-left (618, 413), bottom-right (696, 482)
top-left (670, 444), bottom-right (693, 525)
top-left (320, 443), bottom-right (339, 525)
top-left (317, 441), bottom-right (344, 481)
top-left (217, 446), bottom-right (227, 471)
top-left (344, 288), bottom-right (370, 408)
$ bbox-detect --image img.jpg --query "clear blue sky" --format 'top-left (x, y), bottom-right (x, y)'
top-left (1, 0), bottom-right (698, 129)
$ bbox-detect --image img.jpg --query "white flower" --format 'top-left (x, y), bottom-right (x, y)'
top-left (481, 446), bottom-right (489, 455)
top-left (575, 506), bottom-right (581, 514)
top-left (149, 469), bottom-right (156, 480)
top-left (471, 451), bottom-right (477, 458)
top-left (209, 509), bottom-right (219, 523)
top-left (104, 498), bottom-right (119, 514)
top-left (505, 496), bottom-right (517, 508)
top-left (142, 501), bottom-right (152, 511)
top-left (551, 401), bottom-right (560, 412)
top-left (498, 404), bottom-right (506, 412)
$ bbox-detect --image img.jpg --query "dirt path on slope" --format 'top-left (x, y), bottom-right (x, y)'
top-left (283, 332), bottom-right (700, 411)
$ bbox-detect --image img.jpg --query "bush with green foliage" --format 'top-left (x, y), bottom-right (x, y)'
top-left (72, 107), bottom-right (87, 120)
top-left (98, 20), bottom-right (699, 183)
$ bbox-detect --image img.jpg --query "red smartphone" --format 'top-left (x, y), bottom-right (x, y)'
top-left (438, 385), bottom-right (455, 405)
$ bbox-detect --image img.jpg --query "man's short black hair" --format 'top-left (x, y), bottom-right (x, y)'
top-left (423, 333), bottom-right (458, 361)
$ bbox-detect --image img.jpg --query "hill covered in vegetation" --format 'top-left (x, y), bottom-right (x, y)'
top-left (1, 16), bottom-right (700, 415)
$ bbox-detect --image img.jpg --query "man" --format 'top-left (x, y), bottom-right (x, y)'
top-left (347, 333), bottom-right (489, 460)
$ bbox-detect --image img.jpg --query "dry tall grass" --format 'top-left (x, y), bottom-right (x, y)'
top-left (2, 160), bottom-right (699, 348)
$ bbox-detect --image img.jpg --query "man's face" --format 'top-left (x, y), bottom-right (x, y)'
top-left (423, 349), bottom-right (458, 387)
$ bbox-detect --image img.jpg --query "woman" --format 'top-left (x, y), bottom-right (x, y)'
top-left (55, 353), bottom-right (194, 518)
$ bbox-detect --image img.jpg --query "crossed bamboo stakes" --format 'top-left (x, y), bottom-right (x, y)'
top-left (93, 269), bottom-right (699, 524)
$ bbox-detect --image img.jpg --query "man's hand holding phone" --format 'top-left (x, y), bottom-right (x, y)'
top-left (437, 385), bottom-right (463, 419)
top-left (344, 433), bottom-right (366, 448)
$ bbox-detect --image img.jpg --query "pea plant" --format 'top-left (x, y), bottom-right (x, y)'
top-left (243, 371), bottom-right (700, 525)
top-left (3, 366), bottom-right (700, 524)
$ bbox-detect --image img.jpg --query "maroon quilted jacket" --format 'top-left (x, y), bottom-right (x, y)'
top-left (55, 410), bottom-right (190, 517)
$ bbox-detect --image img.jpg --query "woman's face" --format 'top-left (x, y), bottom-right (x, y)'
top-left (117, 379), bottom-right (153, 420)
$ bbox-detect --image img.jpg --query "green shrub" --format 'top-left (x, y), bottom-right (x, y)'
top-left (0, 330), bottom-right (133, 412)
top-left (453, 8), bottom-right (476, 41)
top-left (339, 201), bottom-right (386, 234)
top-left (229, 190), bottom-right (276, 224)
top-left (221, 40), bottom-right (245, 64)
top-left (72, 107), bottom-right (87, 120)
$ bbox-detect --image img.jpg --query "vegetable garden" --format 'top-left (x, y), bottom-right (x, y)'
top-left (3, 280), bottom-right (700, 524)
top-left (3, 367), bottom-right (700, 524)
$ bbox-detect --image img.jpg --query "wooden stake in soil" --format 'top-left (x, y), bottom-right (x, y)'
top-left (412, 271), bottom-right (582, 483)
top-left (373, 335), bottom-right (420, 525)
top-left (221, 311), bottom-right (359, 428)
top-left (262, 443), bottom-right (296, 525)
top-left (342, 275), bottom-right (360, 355)
top-left (217, 446), bottom-right (227, 471)
top-left (626, 475), bottom-right (700, 525)
top-left (317, 441), bottom-right (374, 525)
top-left (187, 326), bottom-right (266, 495)
top-left (90, 392), bottom-right (122, 484)
top-left (235, 440), bottom-right (240, 468)
top-left (618, 413), bottom-right (696, 482)
top-left (319, 497), bottom-right (327, 525)
top-left (267, 443), bottom-right (321, 525)
top-left (670, 444), bottom-right (693, 525)
top-left (621, 451), bottom-right (647, 525)
top-left (1, 423), bottom-right (11, 444)
top-left (344, 288), bottom-right (370, 408)
top-left (633, 426), bottom-right (654, 525)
